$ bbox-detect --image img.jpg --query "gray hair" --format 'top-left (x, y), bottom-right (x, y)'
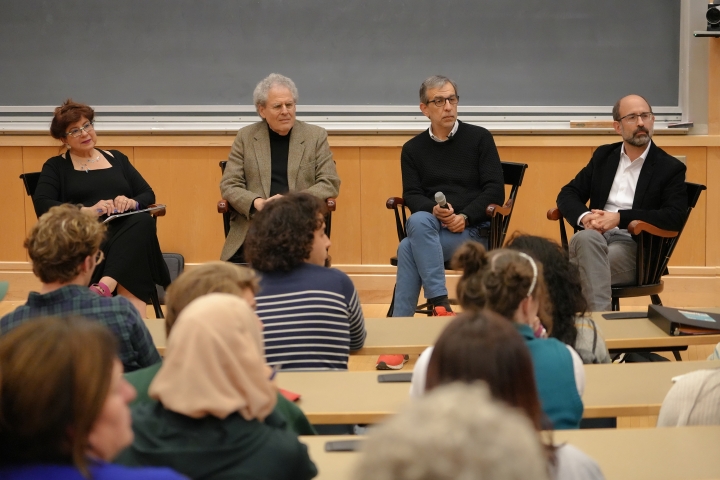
top-left (253, 73), bottom-right (299, 113)
top-left (419, 75), bottom-right (459, 104)
top-left (353, 383), bottom-right (550, 480)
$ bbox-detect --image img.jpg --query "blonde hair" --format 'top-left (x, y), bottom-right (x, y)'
top-left (452, 242), bottom-right (553, 332)
top-left (353, 383), bottom-right (550, 480)
top-left (25, 204), bottom-right (106, 284)
top-left (164, 261), bottom-right (259, 334)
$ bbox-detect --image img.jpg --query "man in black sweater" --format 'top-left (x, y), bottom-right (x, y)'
top-left (389, 76), bottom-right (504, 321)
top-left (556, 94), bottom-right (687, 311)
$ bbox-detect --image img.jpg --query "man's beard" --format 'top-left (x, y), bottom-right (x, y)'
top-left (624, 126), bottom-right (652, 147)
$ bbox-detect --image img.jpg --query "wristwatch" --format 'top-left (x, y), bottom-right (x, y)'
top-left (459, 213), bottom-right (469, 226)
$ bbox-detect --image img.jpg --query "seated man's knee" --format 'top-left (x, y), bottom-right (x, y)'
top-left (406, 211), bottom-right (438, 237)
top-left (570, 229), bottom-right (606, 249)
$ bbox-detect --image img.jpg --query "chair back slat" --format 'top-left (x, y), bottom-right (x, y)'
top-left (493, 162), bottom-right (528, 249)
top-left (19, 172), bottom-right (42, 197)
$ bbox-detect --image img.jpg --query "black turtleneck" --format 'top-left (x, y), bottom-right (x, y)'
top-left (268, 126), bottom-right (291, 196)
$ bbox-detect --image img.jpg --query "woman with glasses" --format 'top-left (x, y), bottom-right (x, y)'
top-left (33, 99), bottom-right (170, 316)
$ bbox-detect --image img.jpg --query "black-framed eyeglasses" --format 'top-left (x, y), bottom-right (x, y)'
top-left (427, 95), bottom-right (459, 107)
top-left (93, 250), bottom-right (104, 265)
top-left (65, 122), bottom-right (94, 138)
top-left (618, 112), bottom-right (654, 125)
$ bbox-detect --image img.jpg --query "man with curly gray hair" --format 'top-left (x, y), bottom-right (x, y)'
top-left (353, 383), bottom-right (550, 480)
top-left (220, 73), bottom-right (341, 262)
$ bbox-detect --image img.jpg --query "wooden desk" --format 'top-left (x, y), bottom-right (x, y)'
top-left (277, 361), bottom-right (720, 424)
top-left (351, 309), bottom-right (720, 355)
top-left (302, 426), bottom-right (720, 480)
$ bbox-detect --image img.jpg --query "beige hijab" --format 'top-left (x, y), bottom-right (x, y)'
top-left (149, 293), bottom-right (277, 421)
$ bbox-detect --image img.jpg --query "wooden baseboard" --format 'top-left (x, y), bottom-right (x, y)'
top-left (2, 262), bottom-right (719, 308)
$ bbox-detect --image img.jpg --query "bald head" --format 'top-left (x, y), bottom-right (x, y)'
top-left (612, 94), bottom-right (652, 121)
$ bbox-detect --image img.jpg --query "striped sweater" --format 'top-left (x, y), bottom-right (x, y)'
top-left (256, 263), bottom-right (366, 371)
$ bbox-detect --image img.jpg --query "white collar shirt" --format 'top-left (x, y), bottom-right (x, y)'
top-left (602, 140), bottom-right (652, 234)
top-left (428, 120), bottom-right (459, 142)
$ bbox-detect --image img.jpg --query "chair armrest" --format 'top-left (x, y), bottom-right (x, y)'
top-left (486, 198), bottom-right (513, 218)
top-left (149, 204), bottom-right (166, 217)
top-left (546, 208), bottom-right (562, 221)
top-left (386, 197), bottom-right (405, 209)
top-left (326, 198), bottom-right (337, 212)
top-left (628, 220), bottom-right (679, 238)
top-left (218, 199), bottom-right (229, 214)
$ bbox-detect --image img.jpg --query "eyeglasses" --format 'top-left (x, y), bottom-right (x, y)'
top-left (268, 102), bottom-right (296, 112)
top-left (618, 112), bottom-right (654, 125)
top-left (65, 122), bottom-right (95, 138)
top-left (93, 250), bottom-right (104, 265)
top-left (427, 95), bottom-right (459, 107)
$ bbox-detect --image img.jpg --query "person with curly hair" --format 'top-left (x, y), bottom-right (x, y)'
top-left (507, 234), bottom-right (611, 364)
top-left (244, 192), bottom-right (366, 371)
top-left (410, 242), bottom-right (585, 430)
top-left (0, 205), bottom-right (160, 372)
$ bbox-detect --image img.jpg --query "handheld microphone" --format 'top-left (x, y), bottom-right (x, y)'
top-left (435, 192), bottom-right (450, 209)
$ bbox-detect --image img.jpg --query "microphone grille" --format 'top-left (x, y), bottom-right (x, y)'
top-left (434, 192), bottom-right (446, 203)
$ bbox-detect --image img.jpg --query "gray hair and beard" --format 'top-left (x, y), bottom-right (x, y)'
top-left (621, 122), bottom-right (653, 147)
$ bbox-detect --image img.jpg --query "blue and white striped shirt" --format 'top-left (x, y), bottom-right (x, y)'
top-left (256, 263), bottom-right (366, 371)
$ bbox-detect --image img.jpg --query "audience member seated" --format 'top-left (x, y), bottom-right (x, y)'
top-left (35, 99), bottom-right (170, 316)
top-left (124, 261), bottom-right (315, 435)
top-left (507, 234), bottom-right (611, 364)
top-left (353, 383), bottom-right (550, 480)
top-left (657, 368), bottom-right (720, 427)
top-left (0, 316), bottom-right (183, 480)
top-left (0, 205), bottom-right (160, 372)
top-left (424, 311), bottom-right (605, 479)
top-left (245, 192), bottom-right (366, 371)
top-left (116, 294), bottom-right (317, 480)
top-left (410, 242), bottom-right (584, 429)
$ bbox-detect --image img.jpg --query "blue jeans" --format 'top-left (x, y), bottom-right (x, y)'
top-left (393, 211), bottom-right (488, 317)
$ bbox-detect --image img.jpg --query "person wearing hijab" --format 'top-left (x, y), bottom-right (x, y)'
top-left (115, 294), bottom-right (317, 480)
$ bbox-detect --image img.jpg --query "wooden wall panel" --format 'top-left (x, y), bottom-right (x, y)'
top-left (0, 147), bottom-right (28, 261)
top-left (330, 147), bottom-right (361, 264)
top-left (661, 146), bottom-right (707, 266)
top-left (707, 147), bottom-right (720, 265)
top-left (497, 147), bottom-right (594, 242)
top-left (133, 147), bottom-right (226, 263)
top-left (359, 148), bottom-right (403, 265)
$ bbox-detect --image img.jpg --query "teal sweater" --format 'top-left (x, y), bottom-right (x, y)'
top-left (516, 324), bottom-right (584, 429)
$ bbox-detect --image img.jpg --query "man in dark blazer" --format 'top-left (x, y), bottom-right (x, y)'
top-left (557, 94), bottom-right (687, 311)
top-left (220, 73), bottom-right (341, 262)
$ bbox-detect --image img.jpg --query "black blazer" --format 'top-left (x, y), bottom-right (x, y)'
top-left (557, 141), bottom-right (687, 232)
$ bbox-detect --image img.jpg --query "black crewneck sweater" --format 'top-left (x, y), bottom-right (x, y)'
top-left (401, 120), bottom-right (505, 225)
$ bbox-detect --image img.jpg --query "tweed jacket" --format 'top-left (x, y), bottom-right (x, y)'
top-left (219, 120), bottom-right (341, 260)
top-left (556, 141), bottom-right (687, 232)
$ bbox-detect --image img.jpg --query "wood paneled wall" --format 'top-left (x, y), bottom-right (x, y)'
top-left (1, 135), bottom-right (717, 269)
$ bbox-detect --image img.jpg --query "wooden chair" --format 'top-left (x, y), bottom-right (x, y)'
top-left (19, 172), bottom-right (168, 318)
top-left (386, 161), bottom-right (528, 316)
top-left (216, 160), bottom-right (337, 255)
top-left (547, 182), bottom-right (706, 313)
